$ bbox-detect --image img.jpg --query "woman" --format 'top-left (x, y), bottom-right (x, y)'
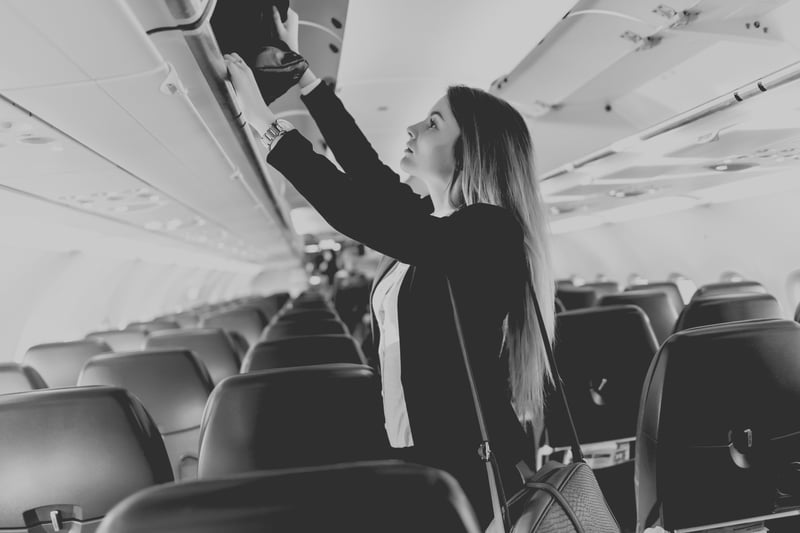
top-left (225, 8), bottom-right (555, 529)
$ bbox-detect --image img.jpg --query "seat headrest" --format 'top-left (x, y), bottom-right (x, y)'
top-left (277, 308), bottom-right (339, 321)
top-left (198, 364), bottom-right (390, 478)
top-left (0, 363), bottom-right (47, 393)
top-left (0, 386), bottom-right (172, 529)
top-left (99, 461), bottom-right (481, 533)
top-left (86, 330), bottom-right (147, 352)
top-left (200, 307), bottom-right (268, 346)
top-left (261, 319), bottom-right (347, 341)
top-left (23, 339), bottom-right (111, 387)
top-left (550, 305), bottom-right (658, 445)
top-left (674, 292), bottom-right (782, 332)
top-left (146, 328), bottom-right (240, 385)
top-left (583, 281), bottom-right (620, 295)
top-left (126, 321), bottom-right (181, 333)
top-left (555, 286), bottom-right (598, 310)
top-left (637, 319), bottom-right (800, 530)
top-left (242, 335), bottom-right (366, 372)
top-left (79, 350), bottom-right (213, 435)
top-left (692, 280), bottom-right (767, 301)
top-left (599, 289), bottom-right (679, 344)
top-left (626, 281), bottom-right (685, 312)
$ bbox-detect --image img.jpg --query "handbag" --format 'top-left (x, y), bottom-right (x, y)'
top-left (212, 0), bottom-right (308, 104)
top-left (446, 277), bottom-right (621, 532)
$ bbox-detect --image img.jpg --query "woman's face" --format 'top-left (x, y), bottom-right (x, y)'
top-left (400, 95), bottom-right (461, 189)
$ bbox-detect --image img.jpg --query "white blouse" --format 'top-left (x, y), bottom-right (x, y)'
top-left (372, 260), bottom-right (414, 448)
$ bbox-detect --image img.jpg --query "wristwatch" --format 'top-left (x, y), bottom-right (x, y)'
top-left (260, 119), bottom-right (295, 152)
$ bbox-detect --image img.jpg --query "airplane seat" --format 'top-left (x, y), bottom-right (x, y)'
top-left (98, 461), bottom-right (481, 533)
top-left (260, 318), bottom-right (349, 341)
top-left (197, 364), bottom-right (391, 478)
top-left (795, 301), bottom-right (800, 323)
top-left (692, 280), bottom-right (767, 301)
top-left (78, 349), bottom-right (214, 481)
top-left (241, 335), bottom-right (367, 372)
top-left (554, 297), bottom-right (566, 313)
top-left (547, 305), bottom-right (658, 447)
top-left (276, 308), bottom-right (340, 322)
top-left (555, 286), bottom-right (599, 310)
top-left (227, 330), bottom-right (249, 362)
top-left (673, 292), bottom-right (783, 333)
top-left (583, 281), bottom-right (620, 295)
top-left (126, 320), bottom-right (181, 333)
top-left (171, 312), bottom-right (201, 328)
top-left (599, 290), bottom-right (679, 345)
top-left (287, 299), bottom-right (335, 311)
top-left (146, 328), bottom-right (241, 385)
top-left (86, 329), bottom-right (148, 352)
top-left (200, 306), bottom-right (268, 348)
top-left (626, 281), bottom-right (685, 313)
top-left (0, 363), bottom-right (47, 394)
top-left (0, 386), bottom-right (173, 532)
top-left (23, 339), bottom-right (112, 387)
top-left (636, 319), bottom-right (800, 532)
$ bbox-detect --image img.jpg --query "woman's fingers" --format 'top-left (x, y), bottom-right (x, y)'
top-left (272, 6), bottom-right (286, 35)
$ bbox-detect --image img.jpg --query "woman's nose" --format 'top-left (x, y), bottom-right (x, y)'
top-left (406, 124), bottom-right (416, 139)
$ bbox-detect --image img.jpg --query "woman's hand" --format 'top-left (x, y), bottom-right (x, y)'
top-left (225, 53), bottom-right (276, 133)
top-left (273, 6), bottom-right (300, 54)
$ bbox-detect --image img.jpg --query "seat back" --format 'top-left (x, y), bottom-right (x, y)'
top-left (200, 306), bottom-right (267, 348)
top-left (277, 308), bottom-right (339, 322)
top-left (146, 328), bottom-right (240, 385)
top-left (261, 319), bottom-right (348, 341)
top-left (637, 319), bottom-right (800, 531)
top-left (23, 339), bottom-right (111, 387)
top-left (0, 386), bottom-right (172, 532)
top-left (0, 363), bottom-right (46, 394)
top-left (583, 281), bottom-right (620, 295)
top-left (242, 335), bottom-right (366, 372)
top-left (555, 286), bottom-right (598, 310)
top-left (626, 281), bottom-right (684, 312)
top-left (126, 321), bottom-right (181, 333)
top-left (198, 364), bottom-right (390, 478)
top-left (549, 305), bottom-right (658, 446)
top-left (674, 292), bottom-right (782, 332)
top-left (78, 350), bottom-right (213, 480)
top-left (599, 290), bottom-right (678, 345)
top-left (86, 330), bottom-right (147, 351)
top-left (692, 280), bottom-right (767, 301)
top-left (98, 461), bottom-right (480, 533)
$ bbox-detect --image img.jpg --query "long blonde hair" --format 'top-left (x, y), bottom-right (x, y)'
top-left (446, 85), bottom-right (555, 424)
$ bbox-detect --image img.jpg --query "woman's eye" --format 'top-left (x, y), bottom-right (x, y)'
top-left (428, 118), bottom-right (437, 129)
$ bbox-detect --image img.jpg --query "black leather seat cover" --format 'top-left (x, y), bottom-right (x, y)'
top-left (78, 349), bottom-right (214, 480)
top-left (98, 461), bottom-right (481, 533)
top-left (555, 286), bottom-right (599, 310)
top-left (260, 319), bottom-right (348, 341)
top-left (583, 281), bottom-right (620, 295)
top-left (636, 319), bottom-right (800, 531)
top-left (198, 364), bottom-right (390, 478)
top-left (146, 328), bottom-right (240, 385)
top-left (86, 330), bottom-right (147, 352)
top-left (0, 363), bottom-right (46, 394)
top-left (600, 290), bottom-right (679, 345)
top-left (548, 305), bottom-right (658, 446)
top-left (23, 339), bottom-right (111, 387)
top-left (0, 386), bottom-right (172, 531)
top-left (626, 281), bottom-right (684, 312)
top-left (200, 306), bottom-right (267, 348)
top-left (241, 335), bottom-right (366, 372)
top-left (692, 280), bottom-right (767, 301)
top-left (674, 292), bottom-right (782, 333)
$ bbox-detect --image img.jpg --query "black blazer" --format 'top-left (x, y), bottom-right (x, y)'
top-left (267, 82), bottom-right (532, 524)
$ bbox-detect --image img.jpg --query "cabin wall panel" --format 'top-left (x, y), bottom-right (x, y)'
top-left (552, 188), bottom-right (800, 314)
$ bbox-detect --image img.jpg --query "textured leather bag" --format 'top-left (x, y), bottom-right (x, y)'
top-left (212, 0), bottom-right (308, 104)
top-left (446, 278), bottom-right (621, 532)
